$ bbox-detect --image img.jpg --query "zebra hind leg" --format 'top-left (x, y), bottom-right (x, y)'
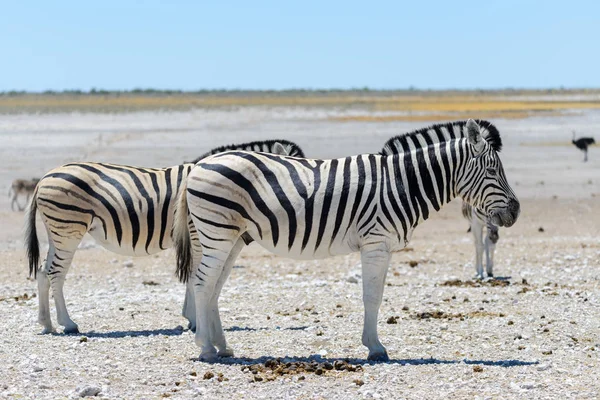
top-left (182, 225), bottom-right (203, 331)
top-left (48, 235), bottom-right (84, 334)
top-left (360, 243), bottom-right (391, 361)
top-left (182, 281), bottom-right (196, 331)
top-left (209, 237), bottom-right (245, 357)
top-left (37, 242), bottom-right (56, 334)
top-left (192, 235), bottom-right (240, 362)
top-left (470, 218), bottom-right (485, 280)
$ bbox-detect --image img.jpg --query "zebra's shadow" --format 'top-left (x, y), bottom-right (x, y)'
top-left (75, 327), bottom-right (186, 339)
top-left (193, 353), bottom-right (539, 367)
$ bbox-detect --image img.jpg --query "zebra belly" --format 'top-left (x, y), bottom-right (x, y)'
top-left (244, 226), bottom-right (360, 260)
top-left (87, 218), bottom-right (171, 256)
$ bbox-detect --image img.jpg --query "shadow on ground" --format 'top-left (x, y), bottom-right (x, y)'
top-left (193, 353), bottom-right (538, 367)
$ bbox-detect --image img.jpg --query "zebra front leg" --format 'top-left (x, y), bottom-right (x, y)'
top-left (485, 227), bottom-right (499, 278)
top-left (471, 218), bottom-right (485, 279)
top-left (360, 243), bottom-right (391, 361)
top-left (209, 237), bottom-right (245, 357)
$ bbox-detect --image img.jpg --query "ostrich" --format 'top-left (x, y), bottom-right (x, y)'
top-left (572, 131), bottom-right (595, 162)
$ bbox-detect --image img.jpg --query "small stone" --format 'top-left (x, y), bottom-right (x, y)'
top-left (203, 371), bottom-right (214, 380)
top-left (386, 316), bottom-right (398, 324)
top-left (80, 336), bottom-right (88, 343)
top-left (473, 365), bottom-right (484, 373)
top-left (509, 382), bottom-right (521, 391)
top-left (78, 385), bottom-right (101, 397)
top-left (346, 276), bottom-right (358, 284)
top-left (408, 260), bottom-right (418, 268)
top-left (537, 363), bottom-right (551, 371)
top-left (123, 260), bottom-right (134, 268)
top-left (440, 324), bottom-right (448, 331)
top-left (402, 306), bottom-right (409, 311)
top-left (538, 227), bottom-right (545, 233)
top-left (508, 320), bottom-right (514, 325)
top-left (33, 366), bottom-right (44, 372)
top-left (521, 382), bottom-right (536, 389)
top-left (353, 379), bottom-right (364, 386)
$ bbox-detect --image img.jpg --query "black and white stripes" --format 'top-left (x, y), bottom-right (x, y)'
top-left (173, 119), bottom-right (520, 362)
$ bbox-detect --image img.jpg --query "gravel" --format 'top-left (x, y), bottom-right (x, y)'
top-left (1, 198), bottom-right (599, 399)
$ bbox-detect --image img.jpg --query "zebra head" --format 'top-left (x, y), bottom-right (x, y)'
top-left (459, 119), bottom-right (520, 227)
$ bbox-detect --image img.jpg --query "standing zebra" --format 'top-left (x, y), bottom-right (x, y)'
top-left (173, 119), bottom-right (520, 362)
top-left (462, 202), bottom-right (499, 279)
top-left (25, 140), bottom-right (304, 335)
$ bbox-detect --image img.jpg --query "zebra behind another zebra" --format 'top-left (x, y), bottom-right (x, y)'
top-left (173, 119), bottom-right (520, 362)
top-left (25, 140), bottom-right (304, 335)
top-left (462, 202), bottom-right (500, 279)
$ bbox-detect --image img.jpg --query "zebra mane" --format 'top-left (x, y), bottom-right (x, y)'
top-left (187, 139), bottom-right (305, 164)
top-left (380, 119), bottom-right (502, 155)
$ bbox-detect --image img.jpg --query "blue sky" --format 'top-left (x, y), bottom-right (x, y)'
top-left (1, 1), bottom-right (599, 91)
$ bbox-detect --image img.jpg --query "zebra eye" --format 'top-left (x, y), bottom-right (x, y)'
top-left (486, 167), bottom-right (497, 176)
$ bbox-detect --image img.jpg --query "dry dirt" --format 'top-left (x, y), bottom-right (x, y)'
top-left (0, 106), bottom-right (599, 399)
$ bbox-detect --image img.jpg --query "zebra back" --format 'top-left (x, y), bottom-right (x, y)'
top-left (188, 139), bottom-right (305, 164)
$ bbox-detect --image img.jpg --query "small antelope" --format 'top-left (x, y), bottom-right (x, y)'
top-left (8, 178), bottom-right (39, 211)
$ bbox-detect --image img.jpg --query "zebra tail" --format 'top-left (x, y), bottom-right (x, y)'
top-left (25, 187), bottom-right (40, 278)
top-left (173, 180), bottom-right (193, 283)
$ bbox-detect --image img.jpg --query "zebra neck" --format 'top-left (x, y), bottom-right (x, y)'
top-left (383, 139), bottom-right (466, 227)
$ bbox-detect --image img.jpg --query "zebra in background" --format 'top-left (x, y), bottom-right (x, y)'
top-left (173, 119), bottom-right (520, 362)
top-left (25, 139), bottom-right (304, 335)
top-left (462, 203), bottom-right (500, 279)
top-left (8, 178), bottom-right (40, 211)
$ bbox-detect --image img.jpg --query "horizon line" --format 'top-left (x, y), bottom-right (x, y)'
top-left (2, 87), bottom-right (600, 95)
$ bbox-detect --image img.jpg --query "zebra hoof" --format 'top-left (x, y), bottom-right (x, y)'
top-left (367, 350), bottom-right (389, 362)
top-left (63, 325), bottom-right (80, 334)
top-left (199, 351), bottom-right (219, 363)
top-left (217, 347), bottom-right (235, 358)
top-left (40, 327), bottom-right (56, 335)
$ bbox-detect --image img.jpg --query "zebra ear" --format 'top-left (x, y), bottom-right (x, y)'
top-left (466, 119), bottom-right (485, 154)
top-left (272, 142), bottom-right (288, 156)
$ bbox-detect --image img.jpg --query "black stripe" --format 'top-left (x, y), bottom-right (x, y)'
top-left (301, 163), bottom-right (322, 252)
top-left (390, 154), bottom-right (414, 228)
top-left (315, 159), bottom-right (338, 251)
top-left (159, 168), bottom-right (172, 250)
top-left (344, 155), bottom-right (366, 237)
top-left (357, 155), bottom-right (378, 224)
top-left (192, 214), bottom-right (241, 232)
top-left (382, 159), bottom-right (408, 239)
top-left (409, 136), bottom-right (436, 217)
top-left (330, 157), bottom-right (352, 247)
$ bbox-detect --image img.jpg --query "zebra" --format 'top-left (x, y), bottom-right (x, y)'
top-left (8, 178), bottom-right (40, 211)
top-left (462, 202), bottom-right (499, 279)
top-left (172, 119), bottom-right (520, 362)
top-left (25, 139), bottom-right (304, 335)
